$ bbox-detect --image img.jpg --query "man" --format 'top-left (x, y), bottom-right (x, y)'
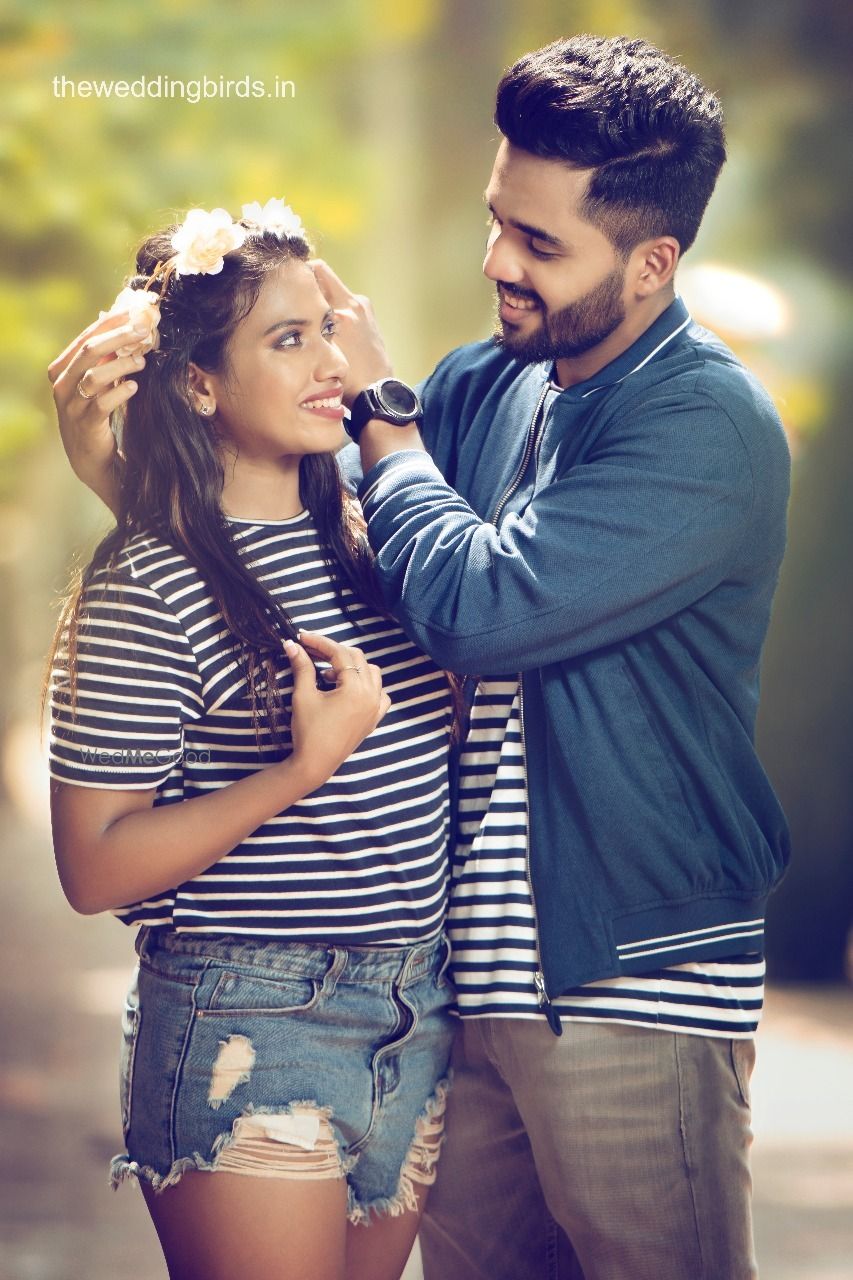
top-left (315, 35), bottom-right (790, 1280)
top-left (51, 34), bottom-right (789, 1280)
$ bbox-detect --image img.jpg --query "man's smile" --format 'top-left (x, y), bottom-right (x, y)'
top-left (498, 283), bottom-right (540, 321)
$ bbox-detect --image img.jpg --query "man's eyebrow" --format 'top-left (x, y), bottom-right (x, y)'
top-left (484, 194), bottom-right (565, 250)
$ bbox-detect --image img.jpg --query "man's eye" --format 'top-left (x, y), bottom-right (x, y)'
top-left (529, 243), bottom-right (558, 260)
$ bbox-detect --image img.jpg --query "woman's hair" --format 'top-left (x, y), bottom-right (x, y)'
top-left (50, 217), bottom-right (387, 744)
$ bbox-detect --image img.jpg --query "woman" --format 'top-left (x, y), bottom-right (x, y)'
top-left (46, 201), bottom-right (455, 1280)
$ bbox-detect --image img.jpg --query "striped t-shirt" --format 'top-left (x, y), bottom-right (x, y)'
top-left (49, 509), bottom-right (452, 944)
top-left (448, 679), bottom-right (765, 1038)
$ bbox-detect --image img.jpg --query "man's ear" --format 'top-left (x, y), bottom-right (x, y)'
top-left (631, 236), bottom-right (680, 297)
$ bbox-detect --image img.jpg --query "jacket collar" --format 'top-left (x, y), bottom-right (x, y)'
top-left (545, 296), bottom-right (692, 402)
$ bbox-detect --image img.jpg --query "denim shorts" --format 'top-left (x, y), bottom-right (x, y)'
top-left (110, 927), bottom-right (456, 1224)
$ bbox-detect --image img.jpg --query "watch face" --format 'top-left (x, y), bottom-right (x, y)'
top-left (376, 379), bottom-right (419, 417)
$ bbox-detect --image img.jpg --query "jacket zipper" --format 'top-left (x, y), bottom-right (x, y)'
top-left (490, 379), bottom-right (563, 1035)
top-left (489, 382), bottom-right (550, 527)
top-left (520, 683), bottom-right (561, 1035)
top-left (460, 382), bottom-right (552, 731)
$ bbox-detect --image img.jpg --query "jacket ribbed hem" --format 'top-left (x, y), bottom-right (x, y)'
top-left (611, 893), bottom-right (767, 974)
top-left (543, 893), bottom-right (768, 994)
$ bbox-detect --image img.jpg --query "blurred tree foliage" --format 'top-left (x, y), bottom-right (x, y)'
top-left (1, 0), bottom-right (851, 975)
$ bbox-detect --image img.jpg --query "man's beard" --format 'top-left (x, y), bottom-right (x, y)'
top-left (494, 264), bottom-right (626, 364)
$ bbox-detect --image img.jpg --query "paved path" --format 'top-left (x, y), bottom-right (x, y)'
top-left (1, 803), bottom-right (850, 1279)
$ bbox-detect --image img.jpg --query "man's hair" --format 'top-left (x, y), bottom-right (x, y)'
top-left (494, 34), bottom-right (726, 256)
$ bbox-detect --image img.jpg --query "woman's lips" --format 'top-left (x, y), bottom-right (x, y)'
top-left (299, 394), bottom-right (345, 420)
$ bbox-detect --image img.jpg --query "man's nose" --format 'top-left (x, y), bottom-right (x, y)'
top-left (483, 227), bottom-right (525, 285)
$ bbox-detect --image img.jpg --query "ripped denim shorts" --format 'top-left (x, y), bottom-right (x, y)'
top-left (111, 926), bottom-right (455, 1224)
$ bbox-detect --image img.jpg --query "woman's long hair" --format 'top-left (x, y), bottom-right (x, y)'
top-left (49, 223), bottom-right (388, 743)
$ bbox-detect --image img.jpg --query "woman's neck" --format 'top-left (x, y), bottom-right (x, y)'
top-left (220, 452), bottom-right (304, 521)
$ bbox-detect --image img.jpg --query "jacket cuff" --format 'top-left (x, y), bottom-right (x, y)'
top-left (357, 450), bottom-right (445, 513)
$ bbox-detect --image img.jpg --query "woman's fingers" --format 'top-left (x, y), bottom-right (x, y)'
top-left (89, 377), bottom-right (139, 418)
top-left (71, 351), bottom-right (146, 402)
top-left (51, 319), bottom-right (152, 406)
top-left (296, 629), bottom-right (350, 657)
top-left (297, 630), bottom-right (385, 701)
top-left (60, 326), bottom-right (150, 396)
top-left (48, 311), bottom-right (132, 385)
top-left (283, 639), bottom-right (318, 690)
top-left (297, 630), bottom-right (366, 678)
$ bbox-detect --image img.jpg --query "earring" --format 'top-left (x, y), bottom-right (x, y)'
top-left (199, 404), bottom-right (213, 416)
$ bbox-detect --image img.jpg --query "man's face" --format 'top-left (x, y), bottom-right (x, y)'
top-left (484, 140), bottom-right (627, 363)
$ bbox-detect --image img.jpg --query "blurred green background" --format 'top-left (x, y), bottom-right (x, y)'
top-left (1, 0), bottom-right (851, 980)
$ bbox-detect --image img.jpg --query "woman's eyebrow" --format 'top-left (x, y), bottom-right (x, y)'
top-left (262, 318), bottom-right (308, 336)
top-left (262, 309), bottom-right (335, 337)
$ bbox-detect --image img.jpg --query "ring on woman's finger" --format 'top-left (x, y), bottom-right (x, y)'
top-left (76, 374), bottom-right (96, 400)
top-left (340, 665), bottom-right (363, 675)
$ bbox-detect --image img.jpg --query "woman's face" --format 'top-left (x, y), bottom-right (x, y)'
top-left (198, 259), bottom-right (349, 462)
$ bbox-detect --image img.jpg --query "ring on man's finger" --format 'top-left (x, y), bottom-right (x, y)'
top-left (76, 375), bottom-right (96, 400)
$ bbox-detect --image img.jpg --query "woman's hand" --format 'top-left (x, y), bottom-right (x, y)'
top-left (284, 633), bottom-right (391, 790)
top-left (47, 310), bottom-right (151, 515)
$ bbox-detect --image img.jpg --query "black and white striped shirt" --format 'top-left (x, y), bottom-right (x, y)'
top-left (449, 679), bottom-right (765, 1037)
top-left (49, 510), bottom-right (452, 943)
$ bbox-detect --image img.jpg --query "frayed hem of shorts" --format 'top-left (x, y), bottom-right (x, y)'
top-left (346, 1072), bottom-right (452, 1226)
top-left (109, 1099), bottom-right (355, 1193)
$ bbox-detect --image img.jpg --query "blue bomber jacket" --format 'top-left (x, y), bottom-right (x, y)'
top-left (340, 297), bottom-right (791, 1005)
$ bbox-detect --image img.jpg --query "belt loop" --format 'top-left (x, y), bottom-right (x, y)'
top-left (396, 948), bottom-right (414, 990)
top-left (322, 947), bottom-right (348, 996)
top-left (398, 939), bottom-right (431, 989)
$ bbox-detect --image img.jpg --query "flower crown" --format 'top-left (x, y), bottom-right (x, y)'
top-left (106, 199), bottom-right (307, 354)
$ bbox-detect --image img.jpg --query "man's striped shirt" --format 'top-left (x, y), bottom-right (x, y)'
top-left (448, 678), bottom-right (765, 1037)
top-left (49, 509), bottom-right (452, 943)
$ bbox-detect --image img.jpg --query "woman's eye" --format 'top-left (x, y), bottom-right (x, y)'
top-left (275, 331), bottom-right (302, 349)
top-left (322, 320), bottom-right (338, 338)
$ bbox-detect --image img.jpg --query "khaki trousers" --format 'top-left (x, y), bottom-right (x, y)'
top-left (419, 1016), bottom-right (757, 1280)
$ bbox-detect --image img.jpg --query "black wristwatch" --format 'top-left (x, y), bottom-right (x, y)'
top-left (345, 378), bottom-right (423, 442)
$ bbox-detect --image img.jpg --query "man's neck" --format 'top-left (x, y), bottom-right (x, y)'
top-left (553, 287), bottom-right (676, 389)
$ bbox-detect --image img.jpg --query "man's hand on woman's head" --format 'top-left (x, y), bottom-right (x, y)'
top-left (48, 311), bottom-right (151, 516)
top-left (310, 260), bottom-right (394, 405)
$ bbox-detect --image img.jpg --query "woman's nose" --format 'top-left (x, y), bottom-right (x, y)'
top-left (317, 337), bottom-right (349, 383)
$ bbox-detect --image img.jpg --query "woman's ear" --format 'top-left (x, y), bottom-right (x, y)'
top-left (187, 361), bottom-right (217, 417)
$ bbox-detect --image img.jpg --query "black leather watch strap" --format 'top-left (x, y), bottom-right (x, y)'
top-left (345, 379), bottom-right (422, 441)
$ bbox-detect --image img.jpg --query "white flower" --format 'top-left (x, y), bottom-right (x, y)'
top-left (106, 286), bottom-right (162, 355)
top-left (170, 208), bottom-right (247, 277)
top-left (241, 198), bottom-right (306, 241)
